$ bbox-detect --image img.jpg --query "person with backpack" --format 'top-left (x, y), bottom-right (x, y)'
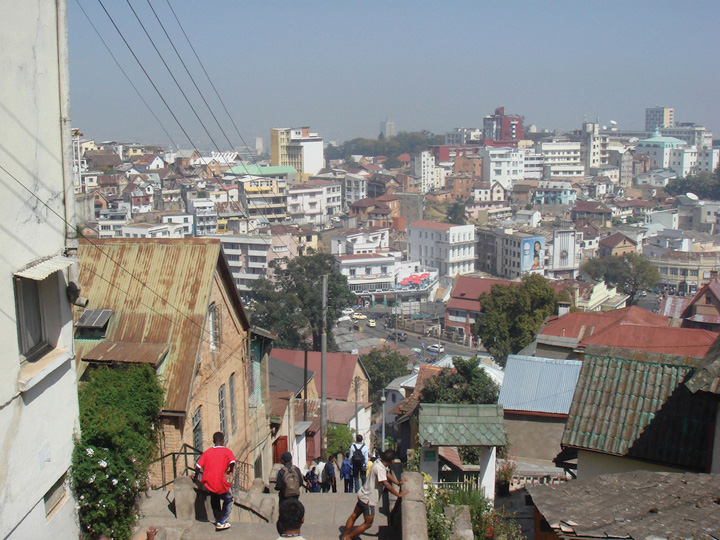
top-left (348, 435), bottom-right (368, 493)
top-left (274, 451), bottom-right (304, 502)
top-left (340, 453), bottom-right (353, 493)
top-left (321, 454), bottom-right (337, 493)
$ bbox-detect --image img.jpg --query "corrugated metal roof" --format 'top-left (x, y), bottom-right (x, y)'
top-left (498, 355), bottom-right (582, 415)
top-left (76, 238), bottom-right (223, 413)
top-left (15, 255), bottom-right (75, 280)
top-left (418, 403), bottom-right (505, 447)
top-left (82, 341), bottom-right (169, 366)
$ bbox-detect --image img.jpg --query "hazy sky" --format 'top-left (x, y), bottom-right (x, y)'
top-left (68, 1), bottom-right (720, 151)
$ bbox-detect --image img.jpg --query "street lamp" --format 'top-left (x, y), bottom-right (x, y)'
top-left (380, 389), bottom-right (387, 452)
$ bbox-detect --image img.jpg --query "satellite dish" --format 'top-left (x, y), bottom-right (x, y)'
top-left (610, 120), bottom-right (618, 125)
top-left (602, 126), bottom-right (607, 130)
top-left (686, 192), bottom-right (699, 201)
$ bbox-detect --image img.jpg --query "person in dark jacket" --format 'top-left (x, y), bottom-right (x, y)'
top-left (274, 451), bottom-right (304, 501)
top-left (340, 453), bottom-right (353, 493)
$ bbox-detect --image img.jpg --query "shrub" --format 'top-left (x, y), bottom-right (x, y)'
top-left (71, 364), bottom-right (164, 539)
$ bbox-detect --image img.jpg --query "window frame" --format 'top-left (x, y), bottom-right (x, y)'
top-left (14, 276), bottom-right (49, 362)
top-left (229, 373), bottom-right (237, 434)
top-left (218, 384), bottom-right (227, 436)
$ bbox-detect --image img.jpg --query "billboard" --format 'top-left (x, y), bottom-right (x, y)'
top-left (521, 236), bottom-right (545, 273)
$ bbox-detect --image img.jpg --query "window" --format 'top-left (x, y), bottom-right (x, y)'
top-left (192, 407), bottom-right (203, 453)
top-left (44, 471), bottom-right (68, 518)
top-left (14, 277), bottom-right (48, 361)
top-left (218, 385), bottom-right (227, 436)
top-left (229, 373), bottom-right (237, 434)
top-left (208, 303), bottom-right (221, 351)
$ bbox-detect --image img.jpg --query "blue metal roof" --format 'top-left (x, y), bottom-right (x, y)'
top-left (497, 355), bottom-right (582, 415)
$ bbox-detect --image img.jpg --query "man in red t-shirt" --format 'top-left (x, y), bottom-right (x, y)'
top-left (195, 432), bottom-right (236, 531)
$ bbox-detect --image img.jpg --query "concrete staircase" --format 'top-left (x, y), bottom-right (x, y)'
top-left (136, 490), bottom-right (391, 540)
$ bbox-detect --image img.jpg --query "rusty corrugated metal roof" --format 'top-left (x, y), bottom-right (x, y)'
top-left (82, 341), bottom-right (169, 366)
top-left (76, 238), bottom-right (221, 413)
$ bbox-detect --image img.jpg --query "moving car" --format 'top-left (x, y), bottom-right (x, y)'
top-left (341, 308), bottom-right (354, 316)
top-left (352, 312), bottom-right (368, 320)
top-left (367, 319), bottom-right (376, 327)
top-left (388, 331), bottom-right (407, 342)
top-left (427, 344), bottom-right (445, 354)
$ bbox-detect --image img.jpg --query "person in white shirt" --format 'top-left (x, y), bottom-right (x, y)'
top-left (341, 449), bottom-right (408, 540)
top-left (348, 435), bottom-right (369, 492)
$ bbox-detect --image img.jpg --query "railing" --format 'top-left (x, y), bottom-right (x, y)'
top-left (231, 461), bottom-right (254, 492)
top-left (430, 477), bottom-right (485, 496)
top-left (151, 443), bottom-right (202, 490)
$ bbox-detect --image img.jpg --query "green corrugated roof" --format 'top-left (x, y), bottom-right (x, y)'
top-left (418, 403), bottom-right (506, 447)
top-left (225, 164), bottom-right (297, 176)
top-left (562, 348), bottom-right (716, 470)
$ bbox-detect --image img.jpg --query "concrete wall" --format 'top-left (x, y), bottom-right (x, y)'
top-left (0, 1), bottom-right (81, 537)
top-left (577, 449), bottom-right (687, 479)
top-left (504, 414), bottom-right (567, 462)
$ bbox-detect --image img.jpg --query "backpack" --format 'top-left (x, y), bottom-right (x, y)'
top-left (351, 443), bottom-right (365, 474)
top-left (282, 465), bottom-right (301, 498)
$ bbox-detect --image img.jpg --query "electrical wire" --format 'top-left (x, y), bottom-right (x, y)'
top-left (74, 0), bottom-right (179, 150)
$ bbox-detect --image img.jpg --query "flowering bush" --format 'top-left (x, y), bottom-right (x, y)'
top-left (71, 365), bottom-right (164, 539)
top-left (496, 456), bottom-right (518, 484)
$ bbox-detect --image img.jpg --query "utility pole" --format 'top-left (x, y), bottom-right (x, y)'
top-left (381, 389), bottom-right (386, 452)
top-left (303, 347), bottom-right (308, 421)
top-left (354, 375), bottom-right (360, 435)
top-left (320, 274), bottom-right (328, 460)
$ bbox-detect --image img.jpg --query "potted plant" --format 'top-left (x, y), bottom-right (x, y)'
top-left (495, 457), bottom-right (517, 497)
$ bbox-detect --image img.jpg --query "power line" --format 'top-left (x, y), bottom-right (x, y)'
top-left (122, 0), bottom-right (224, 154)
top-left (94, 0), bottom-right (201, 151)
top-left (74, 0), bottom-right (178, 150)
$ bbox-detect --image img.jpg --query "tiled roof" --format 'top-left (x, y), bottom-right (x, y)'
top-left (498, 356), bottom-right (582, 415)
top-left (686, 337), bottom-right (720, 395)
top-left (528, 471), bottom-right (720, 540)
top-left (599, 231), bottom-right (636, 247)
top-left (562, 346), bottom-right (717, 470)
top-left (448, 276), bottom-right (516, 313)
top-left (419, 404), bottom-right (505, 447)
top-left (408, 220), bottom-right (454, 231)
top-left (573, 200), bottom-right (611, 213)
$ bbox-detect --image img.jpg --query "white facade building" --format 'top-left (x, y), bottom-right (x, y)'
top-left (534, 140), bottom-right (584, 179)
top-left (412, 150), bottom-right (444, 193)
top-left (287, 179), bottom-right (342, 227)
top-left (162, 214), bottom-right (194, 236)
top-left (521, 148), bottom-right (545, 179)
top-left (121, 222), bottom-right (187, 238)
top-left (407, 221), bottom-right (476, 277)
top-left (636, 131), bottom-right (720, 177)
top-left (271, 127), bottom-right (324, 176)
top-left (188, 198), bottom-right (218, 236)
top-left (478, 147), bottom-right (524, 190)
top-left (445, 127), bottom-right (483, 146)
top-left (1, 1), bottom-right (81, 537)
top-left (331, 227), bottom-right (390, 255)
top-left (97, 208), bottom-right (130, 238)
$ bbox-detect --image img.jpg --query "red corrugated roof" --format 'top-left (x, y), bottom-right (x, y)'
top-left (599, 232), bottom-right (636, 248)
top-left (579, 325), bottom-right (718, 358)
top-left (270, 349), bottom-right (363, 401)
top-left (540, 306), bottom-right (670, 340)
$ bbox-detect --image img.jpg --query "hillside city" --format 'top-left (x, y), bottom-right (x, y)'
top-left (3, 2), bottom-right (720, 540)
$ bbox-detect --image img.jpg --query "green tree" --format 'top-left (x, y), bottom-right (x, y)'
top-left (446, 201), bottom-right (467, 225)
top-left (359, 346), bottom-right (411, 405)
top-left (327, 424), bottom-right (354, 458)
top-left (248, 253), bottom-right (356, 351)
top-left (71, 364), bottom-right (164, 539)
top-left (664, 168), bottom-right (720, 200)
top-left (581, 252), bottom-right (660, 303)
top-left (473, 274), bottom-right (562, 366)
top-left (420, 358), bottom-right (499, 405)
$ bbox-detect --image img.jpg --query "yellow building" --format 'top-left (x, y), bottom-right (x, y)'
top-left (270, 127), bottom-right (324, 178)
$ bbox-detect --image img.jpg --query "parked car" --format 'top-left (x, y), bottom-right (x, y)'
top-left (352, 312), bottom-right (368, 320)
top-left (388, 331), bottom-right (408, 342)
top-left (341, 308), bottom-right (354, 316)
top-left (367, 319), bottom-right (376, 327)
top-left (427, 344), bottom-right (445, 354)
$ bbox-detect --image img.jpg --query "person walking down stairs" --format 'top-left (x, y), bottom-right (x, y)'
top-left (194, 432), bottom-right (236, 531)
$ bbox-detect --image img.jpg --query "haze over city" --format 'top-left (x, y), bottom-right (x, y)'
top-left (68, 1), bottom-right (720, 147)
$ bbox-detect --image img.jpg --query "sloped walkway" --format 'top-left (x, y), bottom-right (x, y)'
top-left (137, 490), bottom-right (390, 540)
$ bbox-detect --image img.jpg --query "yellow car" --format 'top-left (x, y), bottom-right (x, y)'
top-left (367, 319), bottom-right (376, 327)
top-left (352, 312), bottom-right (368, 320)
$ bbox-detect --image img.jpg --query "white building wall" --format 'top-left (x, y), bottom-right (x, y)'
top-left (0, 1), bottom-right (80, 538)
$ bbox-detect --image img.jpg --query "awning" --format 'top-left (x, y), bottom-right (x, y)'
top-left (15, 256), bottom-right (75, 281)
top-left (295, 420), bottom-right (313, 436)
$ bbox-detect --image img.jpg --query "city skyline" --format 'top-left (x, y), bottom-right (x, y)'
top-left (68, 1), bottom-right (720, 149)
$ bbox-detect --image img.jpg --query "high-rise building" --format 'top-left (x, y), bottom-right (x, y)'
top-left (483, 106), bottom-right (525, 143)
top-left (645, 106), bottom-right (675, 131)
top-left (381, 117), bottom-right (396, 138)
top-left (270, 127), bottom-right (324, 177)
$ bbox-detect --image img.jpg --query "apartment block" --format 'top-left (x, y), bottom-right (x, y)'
top-left (645, 106), bottom-right (674, 131)
top-left (287, 179), bottom-right (342, 227)
top-left (270, 127), bottom-right (324, 177)
top-left (408, 221), bottom-right (475, 277)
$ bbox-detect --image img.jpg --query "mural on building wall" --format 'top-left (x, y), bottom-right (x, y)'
top-left (522, 236), bottom-right (545, 272)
